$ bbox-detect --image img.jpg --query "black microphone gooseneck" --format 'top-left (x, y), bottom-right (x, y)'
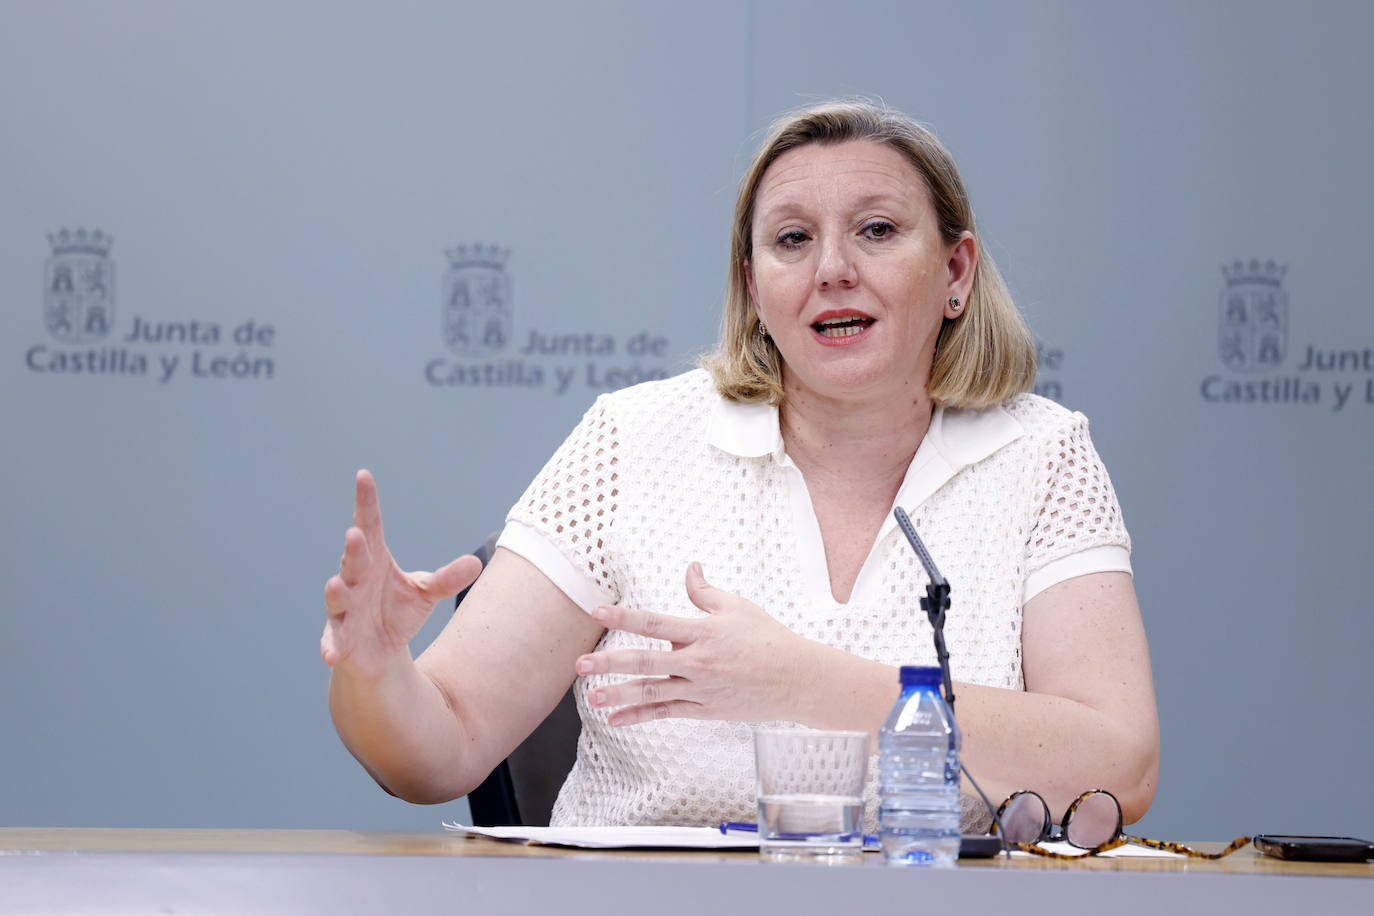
top-left (892, 507), bottom-right (954, 713)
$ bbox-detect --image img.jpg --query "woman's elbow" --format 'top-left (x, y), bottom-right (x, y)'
top-left (374, 771), bottom-right (475, 807)
top-left (358, 755), bottom-right (483, 807)
top-left (1116, 731), bottom-right (1160, 825)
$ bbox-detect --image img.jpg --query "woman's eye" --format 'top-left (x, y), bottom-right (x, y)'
top-left (776, 230), bottom-right (809, 248)
top-left (863, 221), bottom-right (895, 239)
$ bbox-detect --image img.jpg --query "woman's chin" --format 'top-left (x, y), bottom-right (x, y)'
top-left (784, 365), bottom-right (923, 404)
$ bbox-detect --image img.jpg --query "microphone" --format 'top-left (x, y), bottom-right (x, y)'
top-left (892, 507), bottom-right (955, 713)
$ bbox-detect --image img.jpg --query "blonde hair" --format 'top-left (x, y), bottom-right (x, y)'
top-left (702, 99), bottom-right (1036, 408)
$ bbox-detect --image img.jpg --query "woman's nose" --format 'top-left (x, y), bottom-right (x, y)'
top-left (815, 237), bottom-right (858, 289)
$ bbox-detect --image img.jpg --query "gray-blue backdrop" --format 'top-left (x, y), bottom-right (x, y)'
top-left (3, 0), bottom-right (1371, 840)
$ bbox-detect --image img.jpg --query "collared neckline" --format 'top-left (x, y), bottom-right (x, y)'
top-left (706, 393), bottom-right (1024, 479)
top-left (889, 400), bottom-right (1025, 517)
top-left (705, 396), bottom-right (784, 459)
top-left (707, 393), bottom-right (1026, 606)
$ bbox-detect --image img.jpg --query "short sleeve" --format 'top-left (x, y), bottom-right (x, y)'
top-left (1022, 412), bottom-right (1132, 603)
top-left (498, 397), bottom-right (623, 612)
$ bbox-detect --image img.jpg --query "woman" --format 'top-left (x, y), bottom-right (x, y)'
top-left (322, 100), bottom-right (1159, 833)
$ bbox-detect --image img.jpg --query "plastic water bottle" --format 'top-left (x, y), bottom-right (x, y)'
top-left (878, 665), bottom-right (962, 866)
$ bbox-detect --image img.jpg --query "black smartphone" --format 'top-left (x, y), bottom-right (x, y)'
top-left (958, 834), bottom-right (1005, 858)
top-left (1253, 834), bottom-right (1374, 862)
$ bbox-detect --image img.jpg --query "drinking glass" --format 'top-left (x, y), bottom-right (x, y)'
top-left (753, 727), bottom-right (869, 863)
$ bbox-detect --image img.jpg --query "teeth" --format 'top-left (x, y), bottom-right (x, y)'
top-left (815, 316), bottom-right (872, 338)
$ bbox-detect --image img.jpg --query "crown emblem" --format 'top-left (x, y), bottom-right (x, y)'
top-left (48, 228), bottom-right (113, 258)
top-left (441, 242), bottom-right (512, 357)
top-left (44, 228), bottom-right (116, 344)
top-left (445, 242), bottom-right (509, 271)
top-left (1221, 258), bottom-right (1286, 287)
top-left (1217, 258), bottom-right (1288, 373)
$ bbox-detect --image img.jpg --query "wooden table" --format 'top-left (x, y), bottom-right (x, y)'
top-left (2, 828), bottom-right (1370, 914)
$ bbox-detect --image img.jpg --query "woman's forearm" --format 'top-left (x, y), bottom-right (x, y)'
top-left (791, 643), bottom-right (1158, 824)
top-left (327, 649), bottom-right (479, 804)
top-left (953, 681), bottom-right (1158, 823)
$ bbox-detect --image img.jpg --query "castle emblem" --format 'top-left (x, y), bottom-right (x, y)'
top-left (1218, 259), bottom-right (1287, 372)
top-left (45, 228), bottom-right (115, 344)
top-left (443, 244), bottom-right (511, 356)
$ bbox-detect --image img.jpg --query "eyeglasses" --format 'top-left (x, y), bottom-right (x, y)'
top-left (993, 789), bottom-right (1251, 860)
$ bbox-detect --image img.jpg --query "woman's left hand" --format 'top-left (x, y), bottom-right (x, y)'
top-left (575, 563), bottom-right (812, 726)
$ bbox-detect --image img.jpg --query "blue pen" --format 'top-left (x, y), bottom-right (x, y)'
top-left (719, 821), bottom-right (881, 849)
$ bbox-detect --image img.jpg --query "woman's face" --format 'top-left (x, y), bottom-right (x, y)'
top-left (746, 140), bottom-right (973, 406)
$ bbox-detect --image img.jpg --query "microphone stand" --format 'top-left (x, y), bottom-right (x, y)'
top-left (892, 507), bottom-right (954, 712)
top-left (892, 507), bottom-right (1009, 856)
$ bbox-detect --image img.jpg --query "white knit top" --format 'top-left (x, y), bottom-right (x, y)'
top-left (497, 369), bottom-right (1132, 832)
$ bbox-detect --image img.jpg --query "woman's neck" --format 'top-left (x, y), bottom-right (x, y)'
top-left (778, 381), bottom-right (934, 490)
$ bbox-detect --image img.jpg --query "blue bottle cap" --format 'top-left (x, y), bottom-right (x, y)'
top-left (898, 666), bottom-right (942, 687)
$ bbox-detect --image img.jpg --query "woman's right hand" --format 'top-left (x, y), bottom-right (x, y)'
top-left (321, 470), bottom-right (484, 679)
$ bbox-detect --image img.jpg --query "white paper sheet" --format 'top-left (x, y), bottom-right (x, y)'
top-left (443, 823), bottom-right (759, 850)
top-left (445, 823), bottom-right (1187, 857)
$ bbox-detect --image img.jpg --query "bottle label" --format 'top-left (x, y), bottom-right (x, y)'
top-left (893, 707), bottom-right (934, 731)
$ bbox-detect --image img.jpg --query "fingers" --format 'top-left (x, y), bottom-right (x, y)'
top-left (578, 600), bottom-right (704, 719)
top-left (323, 575), bottom-right (348, 618)
top-left (586, 675), bottom-right (690, 710)
top-left (582, 674), bottom-right (704, 727)
top-left (352, 469), bottom-right (385, 541)
top-left (590, 604), bottom-right (697, 644)
top-left (606, 700), bottom-right (704, 727)
top-left (576, 648), bottom-right (678, 679)
top-left (422, 554), bottom-right (484, 602)
top-left (320, 621), bottom-right (340, 666)
top-left (337, 527), bottom-right (372, 587)
top-left (684, 562), bottom-right (725, 614)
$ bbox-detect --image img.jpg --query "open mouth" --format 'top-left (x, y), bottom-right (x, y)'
top-left (812, 315), bottom-right (875, 339)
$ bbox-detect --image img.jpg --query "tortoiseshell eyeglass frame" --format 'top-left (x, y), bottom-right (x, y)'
top-left (994, 789), bottom-right (1252, 860)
